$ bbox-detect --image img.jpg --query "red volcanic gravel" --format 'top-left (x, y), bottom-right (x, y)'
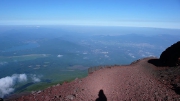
top-left (6, 58), bottom-right (180, 101)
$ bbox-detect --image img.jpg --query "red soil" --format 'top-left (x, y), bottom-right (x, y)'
top-left (6, 57), bottom-right (180, 101)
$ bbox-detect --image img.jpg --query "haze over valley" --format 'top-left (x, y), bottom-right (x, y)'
top-left (0, 0), bottom-right (180, 99)
top-left (0, 25), bottom-right (180, 97)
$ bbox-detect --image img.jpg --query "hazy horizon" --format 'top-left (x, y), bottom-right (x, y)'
top-left (0, 0), bottom-right (180, 29)
top-left (0, 0), bottom-right (180, 98)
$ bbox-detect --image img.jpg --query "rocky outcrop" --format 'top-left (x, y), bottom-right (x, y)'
top-left (160, 41), bottom-right (180, 66)
top-left (0, 98), bottom-right (3, 101)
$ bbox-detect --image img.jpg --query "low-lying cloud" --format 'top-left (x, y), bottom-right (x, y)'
top-left (31, 74), bottom-right (41, 83)
top-left (128, 53), bottom-right (135, 58)
top-left (0, 74), bottom-right (41, 98)
top-left (0, 74), bottom-right (27, 98)
top-left (57, 54), bottom-right (63, 58)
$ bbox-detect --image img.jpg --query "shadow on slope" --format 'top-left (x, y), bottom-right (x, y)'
top-left (96, 90), bottom-right (107, 101)
top-left (148, 59), bottom-right (164, 67)
top-left (148, 58), bottom-right (180, 95)
top-left (171, 84), bottom-right (180, 94)
top-left (149, 41), bottom-right (180, 67)
top-left (160, 41), bottom-right (180, 67)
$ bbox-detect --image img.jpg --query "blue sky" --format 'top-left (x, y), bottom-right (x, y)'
top-left (0, 0), bottom-right (180, 29)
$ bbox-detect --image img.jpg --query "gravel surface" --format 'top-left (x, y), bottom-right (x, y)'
top-left (6, 57), bottom-right (180, 101)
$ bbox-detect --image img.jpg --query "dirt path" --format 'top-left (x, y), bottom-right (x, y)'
top-left (7, 58), bottom-right (180, 101)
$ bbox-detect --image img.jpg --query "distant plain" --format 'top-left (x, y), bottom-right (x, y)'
top-left (0, 25), bottom-right (180, 94)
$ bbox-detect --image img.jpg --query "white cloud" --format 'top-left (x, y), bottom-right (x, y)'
top-left (57, 54), bottom-right (63, 58)
top-left (0, 74), bottom-right (27, 98)
top-left (101, 52), bottom-right (108, 54)
top-left (0, 73), bottom-right (42, 98)
top-left (18, 74), bottom-right (27, 82)
top-left (105, 55), bottom-right (109, 58)
top-left (31, 74), bottom-right (41, 83)
top-left (138, 49), bottom-right (156, 58)
top-left (128, 53), bottom-right (135, 58)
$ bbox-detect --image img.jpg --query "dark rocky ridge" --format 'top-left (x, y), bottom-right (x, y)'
top-left (160, 41), bottom-right (180, 66)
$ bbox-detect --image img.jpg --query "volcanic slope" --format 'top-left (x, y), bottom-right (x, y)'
top-left (8, 57), bottom-right (180, 101)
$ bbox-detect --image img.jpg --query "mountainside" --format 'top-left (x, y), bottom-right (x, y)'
top-left (4, 57), bottom-right (180, 101)
top-left (3, 41), bottom-right (180, 101)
